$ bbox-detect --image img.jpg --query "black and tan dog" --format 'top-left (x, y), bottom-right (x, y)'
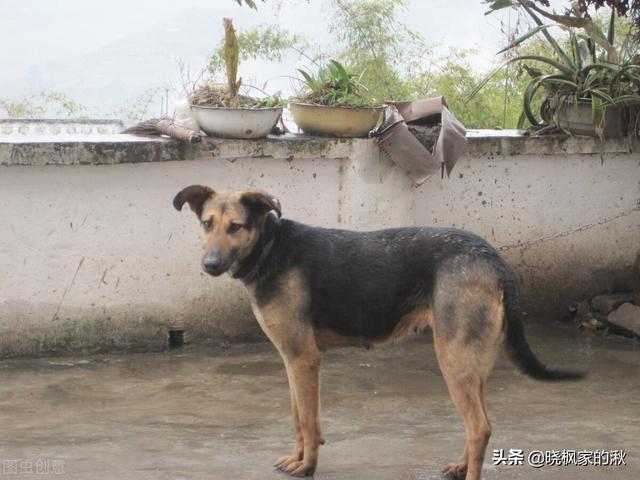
top-left (173, 185), bottom-right (583, 480)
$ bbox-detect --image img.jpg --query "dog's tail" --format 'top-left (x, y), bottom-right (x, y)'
top-left (502, 271), bottom-right (585, 381)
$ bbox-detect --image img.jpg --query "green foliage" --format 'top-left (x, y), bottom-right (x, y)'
top-left (295, 60), bottom-right (377, 106)
top-left (116, 87), bottom-right (166, 122)
top-left (425, 53), bottom-right (496, 128)
top-left (233, 0), bottom-right (263, 9)
top-left (222, 0), bottom-right (551, 127)
top-left (329, 0), bottom-right (430, 101)
top-left (424, 49), bottom-right (544, 129)
top-left (471, 0), bottom-right (640, 133)
top-left (0, 92), bottom-right (86, 118)
top-left (208, 25), bottom-right (307, 77)
top-left (201, 18), bottom-right (292, 106)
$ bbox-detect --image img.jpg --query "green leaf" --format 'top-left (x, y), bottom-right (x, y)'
top-left (512, 55), bottom-right (575, 76)
top-left (484, 0), bottom-right (518, 15)
top-left (522, 64), bottom-right (543, 78)
top-left (467, 54), bottom-right (574, 105)
top-left (297, 69), bottom-right (319, 93)
top-left (583, 63), bottom-right (620, 74)
top-left (620, 33), bottom-right (631, 61)
top-left (520, 2), bottom-right (575, 69)
top-left (586, 88), bottom-right (615, 105)
top-left (235, 0), bottom-right (258, 9)
top-left (516, 109), bottom-right (527, 129)
top-left (611, 94), bottom-right (640, 105)
top-left (581, 63), bottom-right (620, 86)
top-left (570, 31), bottom-right (581, 71)
top-left (607, 8), bottom-right (615, 46)
top-left (576, 39), bottom-right (592, 68)
top-left (496, 24), bottom-right (557, 54)
top-left (543, 13), bottom-right (589, 28)
top-left (330, 60), bottom-right (351, 90)
top-left (466, 64), bottom-right (504, 104)
top-left (543, 77), bottom-right (579, 89)
top-left (591, 95), bottom-right (604, 138)
top-left (330, 60), bottom-right (349, 79)
top-left (523, 76), bottom-right (544, 126)
top-left (587, 37), bottom-right (596, 63)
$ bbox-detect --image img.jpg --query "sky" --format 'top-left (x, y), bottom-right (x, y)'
top-left (0, 0), bottom-right (568, 118)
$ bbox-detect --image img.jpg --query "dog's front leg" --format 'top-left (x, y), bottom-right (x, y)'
top-left (279, 349), bottom-right (322, 477)
top-left (274, 365), bottom-right (304, 470)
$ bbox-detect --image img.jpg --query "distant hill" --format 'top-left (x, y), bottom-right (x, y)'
top-left (0, 8), bottom-right (256, 118)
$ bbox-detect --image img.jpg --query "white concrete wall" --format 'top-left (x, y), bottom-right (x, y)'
top-left (0, 133), bottom-right (638, 356)
top-left (415, 145), bottom-right (640, 312)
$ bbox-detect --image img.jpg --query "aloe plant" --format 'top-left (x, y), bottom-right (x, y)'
top-left (295, 60), bottom-right (378, 107)
top-left (471, 0), bottom-right (640, 135)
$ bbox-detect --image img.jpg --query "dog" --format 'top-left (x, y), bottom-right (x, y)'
top-left (173, 185), bottom-right (583, 480)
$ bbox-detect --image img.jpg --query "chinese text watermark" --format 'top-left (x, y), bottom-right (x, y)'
top-left (492, 449), bottom-right (627, 468)
top-left (1, 458), bottom-right (65, 476)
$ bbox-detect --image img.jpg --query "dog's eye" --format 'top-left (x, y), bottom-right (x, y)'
top-left (228, 223), bottom-right (243, 234)
top-left (201, 219), bottom-right (213, 231)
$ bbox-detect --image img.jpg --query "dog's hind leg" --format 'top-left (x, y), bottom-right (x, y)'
top-left (433, 262), bottom-right (505, 480)
top-left (436, 360), bottom-right (491, 480)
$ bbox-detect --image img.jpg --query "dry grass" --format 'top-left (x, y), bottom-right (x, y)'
top-left (189, 85), bottom-right (264, 108)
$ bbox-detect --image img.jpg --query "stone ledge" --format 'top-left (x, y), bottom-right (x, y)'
top-left (1, 129), bottom-right (637, 166)
top-left (0, 119), bottom-right (124, 137)
top-left (0, 134), bottom-right (356, 166)
top-left (466, 129), bottom-right (639, 157)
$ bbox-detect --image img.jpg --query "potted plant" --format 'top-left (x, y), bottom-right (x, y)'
top-left (289, 60), bottom-right (383, 137)
top-left (470, 0), bottom-right (640, 138)
top-left (189, 18), bottom-right (283, 139)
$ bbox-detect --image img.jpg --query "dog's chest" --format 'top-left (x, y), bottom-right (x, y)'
top-left (245, 268), bottom-right (310, 342)
top-left (250, 300), bottom-right (269, 332)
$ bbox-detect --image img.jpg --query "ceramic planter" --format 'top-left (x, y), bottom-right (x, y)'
top-left (555, 98), bottom-right (626, 138)
top-left (289, 102), bottom-right (382, 137)
top-left (191, 105), bottom-right (282, 139)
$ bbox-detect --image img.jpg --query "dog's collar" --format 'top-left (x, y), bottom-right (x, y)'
top-left (232, 214), bottom-right (279, 283)
top-left (233, 237), bottom-right (275, 283)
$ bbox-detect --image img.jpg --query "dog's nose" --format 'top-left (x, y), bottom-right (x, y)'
top-left (203, 257), bottom-right (221, 273)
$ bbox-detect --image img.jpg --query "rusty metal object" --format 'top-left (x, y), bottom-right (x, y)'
top-left (376, 96), bottom-right (466, 184)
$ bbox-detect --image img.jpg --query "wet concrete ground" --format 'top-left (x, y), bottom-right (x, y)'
top-left (0, 323), bottom-right (638, 480)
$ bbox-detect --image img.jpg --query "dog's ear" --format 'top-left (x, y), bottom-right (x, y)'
top-left (241, 190), bottom-right (282, 219)
top-left (173, 185), bottom-right (216, 217)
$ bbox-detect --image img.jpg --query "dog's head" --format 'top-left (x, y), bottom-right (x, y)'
top-left (173, 185), bottom-right (281, 277)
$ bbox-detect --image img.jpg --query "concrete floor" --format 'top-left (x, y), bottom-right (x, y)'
top-left (1, 323), bottom-right (638, 480)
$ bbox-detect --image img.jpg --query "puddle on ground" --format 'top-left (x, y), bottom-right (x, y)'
top-left (216, 360), bottom-right (283, 376)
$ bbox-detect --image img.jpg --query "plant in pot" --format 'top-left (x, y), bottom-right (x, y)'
top-left (470, 0), bottom-right (640, 138)
top-left (189, 18), bottom-right (283, 139)
top-left (289, 60), bottom-right (383, 137)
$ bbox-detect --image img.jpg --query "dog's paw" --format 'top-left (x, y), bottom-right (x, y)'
top-left (274, 455), bottom-right (301, 471)
top-left (283, 460), bottom-right (316, 477)
top-left (442, 462), bottom-right (467, 480)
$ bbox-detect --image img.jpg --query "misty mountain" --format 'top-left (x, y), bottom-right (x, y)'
top-left (0, 8), bottom-right (255, 117)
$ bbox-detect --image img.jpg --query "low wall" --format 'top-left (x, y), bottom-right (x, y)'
top-left (0, 119), bottom-right (124, 136)
top-left (1, 131), bottom-right (638, 357)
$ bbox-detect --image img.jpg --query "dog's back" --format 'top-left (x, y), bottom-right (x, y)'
top-left (254, 218), bottom-right (503, 339)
